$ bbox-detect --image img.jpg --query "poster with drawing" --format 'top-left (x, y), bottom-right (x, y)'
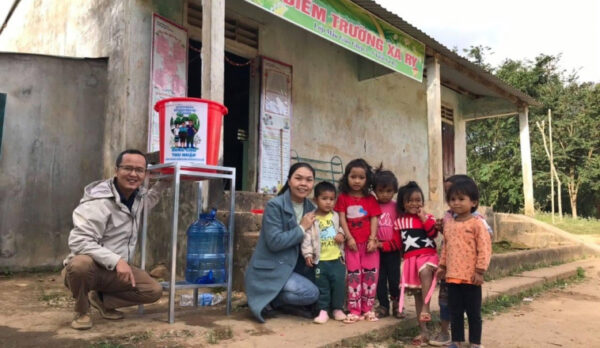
top-left (258, 58), bottom-right (292, 194)
top-left (148, 14), bottom-right (188, 152)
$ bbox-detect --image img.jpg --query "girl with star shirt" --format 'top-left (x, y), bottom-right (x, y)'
top-left (394, 181), bottom-right (438, 346)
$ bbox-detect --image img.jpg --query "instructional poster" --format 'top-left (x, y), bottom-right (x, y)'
top-left (258, 58), bottom-right (292, 194)
top-left (148, 14), bottom-right (188, 152)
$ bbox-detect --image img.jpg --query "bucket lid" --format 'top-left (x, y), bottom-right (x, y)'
top-left (153, 97), bottom-right (228, 115)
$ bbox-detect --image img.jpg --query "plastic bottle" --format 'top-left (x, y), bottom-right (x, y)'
top-left (180, 293), bottom-right (224, 307)
top-left (185, 209), bottom-right (228, 284)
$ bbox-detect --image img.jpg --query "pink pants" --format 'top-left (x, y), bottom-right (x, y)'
top-left (345, 242), bottom-right (380, 315)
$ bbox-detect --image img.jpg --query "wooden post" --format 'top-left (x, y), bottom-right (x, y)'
top-left (426, 56), bottom-right (444, 215)
top-left (549, 110), bottom-right (554, 223)
top-left (519, 106), bottom-right (535, 216)
top-left (549, 109), bottom-right (563, 220)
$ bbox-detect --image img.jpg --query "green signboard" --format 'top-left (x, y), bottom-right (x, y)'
top-left (245, 0), bottom-right (425, 82)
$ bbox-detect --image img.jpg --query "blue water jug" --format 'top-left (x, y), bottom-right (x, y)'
top-left (185, 209), bottom-right (228, 284)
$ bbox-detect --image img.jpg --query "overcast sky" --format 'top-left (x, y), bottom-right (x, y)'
top-left (375, 0), bottom-right (600, 83)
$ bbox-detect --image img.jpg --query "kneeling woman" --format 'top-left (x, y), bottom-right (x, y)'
top-left (245, 163), bottom-right (320, 322)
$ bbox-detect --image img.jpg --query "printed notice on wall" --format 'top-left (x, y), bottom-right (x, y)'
top-left (258, 58), bottom-right (292, 194)
top-left (148, 14), bottom-right (188, 152)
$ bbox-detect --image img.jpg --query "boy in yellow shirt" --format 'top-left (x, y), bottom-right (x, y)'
top-left (301, 181), bottom-right (347, 323)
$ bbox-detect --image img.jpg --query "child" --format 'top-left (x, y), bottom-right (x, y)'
top-left (301, 181), bottom-right (347, 324)
top-left (430, 175), bottom-right (494, 346)
top-left (334, 158), bottom-right (381, 323)
top-left (372, 166), bottom-right (402, 319)
top-left (395, 181), bottom-right (438, 346)
top-left (437, 179), bottom-right (492, 348)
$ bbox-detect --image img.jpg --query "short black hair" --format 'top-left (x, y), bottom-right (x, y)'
top-left (338, 158), bottom-right (374, 195)
top-left (444, 174), bottom-right (472, 185)
top-left (396, 181), bottom-right (424, 214)
top-left (446, 179), bottom-right (480, 212)
top-left (373, 164), bottom-right (398, 192)
top-left (314, 181), bottom-right (337, 198)
top-left (116, 149), bottom-right (147, 167)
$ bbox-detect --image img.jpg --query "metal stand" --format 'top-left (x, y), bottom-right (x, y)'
top-left (138, 162), bottom-right (236, 324)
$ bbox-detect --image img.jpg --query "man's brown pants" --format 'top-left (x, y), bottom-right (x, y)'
top-left (63, 255), bottom-right (163, 315)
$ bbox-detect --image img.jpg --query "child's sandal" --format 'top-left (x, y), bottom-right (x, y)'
top-left (343, 313), bottom-right (363, 324)
top-left (411, 334), bottom-right (429, 347)
top-left (363, 311), bottom-right (379, 322)
top-left (375, 306), bottom-right (389, 318)
top-left (419, 312), bottom-right (431, 322)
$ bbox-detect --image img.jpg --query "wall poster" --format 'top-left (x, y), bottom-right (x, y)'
top-left (148, 14), bottom-right (188, 152)
top-left (258, 57), bottom-right (292, 194)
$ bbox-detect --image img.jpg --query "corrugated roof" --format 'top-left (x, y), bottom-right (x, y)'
top-left (352, 0), bottom-right (540, 106)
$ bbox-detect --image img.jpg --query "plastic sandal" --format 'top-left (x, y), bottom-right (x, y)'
top-left (343, 313), bottom-right (363, 324)
top-left (375, 306), bottom-right (389, 318)
top-left (411, 334), bottom-right (429, 347)
top-left (363, 311), bottom-right (379, 322)
top-left (419, 312), bottom-right (432, 322)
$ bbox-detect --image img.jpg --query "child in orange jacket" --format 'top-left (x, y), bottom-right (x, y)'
top-left (437, 179), bottom-right (491, 348)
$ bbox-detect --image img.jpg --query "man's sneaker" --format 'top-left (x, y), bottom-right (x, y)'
top-left (429, 331), bottom-right (451, 346)
top-left (88, 291), bottom-right (124, 320)
top-left (71, 312), bottom-right (92, 330)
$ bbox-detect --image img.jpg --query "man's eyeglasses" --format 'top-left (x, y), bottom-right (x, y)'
top-left (118, 166), bottom-right (146, 175)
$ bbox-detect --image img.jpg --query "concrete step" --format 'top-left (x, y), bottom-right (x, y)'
top-left (487, 244), bottom-right (593, 279)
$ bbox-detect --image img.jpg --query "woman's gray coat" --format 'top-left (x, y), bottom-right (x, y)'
top-left (244, 190), bottom-right (315, 322)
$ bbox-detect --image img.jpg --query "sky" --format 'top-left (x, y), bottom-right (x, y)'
top-left (374, 0), bottom-right (600, 83)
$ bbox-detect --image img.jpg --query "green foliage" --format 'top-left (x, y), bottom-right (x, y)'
top-left (467, 116), bottom-right (523, 211)
top-left (465, 49), bottom-right (600, 216)
top-left (188, 113), bottom-right (200, 130)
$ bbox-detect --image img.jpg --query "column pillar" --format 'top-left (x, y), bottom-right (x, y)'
top-left (201, 0), bottom-right (225, 105)
top-left (519, 106), bottom-right (535, 216)
top-left (426, 56), bottom-right (444, 215)
top-left (201, 0), bottom-right (226, 206)
top-left (454, 114), bottom-right (467, 174)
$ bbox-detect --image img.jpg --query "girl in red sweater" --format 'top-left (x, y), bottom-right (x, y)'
top-left (395, 181), bottom-right (438, 346)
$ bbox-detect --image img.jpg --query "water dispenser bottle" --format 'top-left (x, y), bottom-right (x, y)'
top-left (185, 209), bottom-right (228, 284)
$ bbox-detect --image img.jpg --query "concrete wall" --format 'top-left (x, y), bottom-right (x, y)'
top-left (0, 53), bottom-right (108, 269)
top-left (0, 0), bottom-right (185, 177)
top-left (229, 1), bottom-right (431, 196)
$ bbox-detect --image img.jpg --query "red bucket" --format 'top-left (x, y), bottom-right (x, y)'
top-left (154, 97), bottom-right (228, 174)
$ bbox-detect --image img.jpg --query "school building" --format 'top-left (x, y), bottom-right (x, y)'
top-left (0, 0), bottom-right (537, 275)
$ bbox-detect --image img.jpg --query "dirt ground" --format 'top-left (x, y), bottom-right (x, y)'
top-left (1, 262), bottom-right (598, 348)
top-left (0, 270), bottom-right (260, 348)
top-left (482, 267), bottom-right (600, 347)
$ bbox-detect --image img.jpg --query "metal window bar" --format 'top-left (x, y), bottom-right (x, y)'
top-left (290, 151), bottom-right (344, 185)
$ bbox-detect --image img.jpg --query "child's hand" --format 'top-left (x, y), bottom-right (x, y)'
top-left (417, 207), bottom-right (428, 222)
top-left (471, 272), bottom-right (484, 285)
top-left (367, 239), bottom-right (378, 253)
top-left (434, 218), bottom-right (444, 232)
top-left (436, 267), bottom-right (446, 280)
top-left (334, 232), bottom-right (345, 244)
top-left (346, 237), bottom-right (358, 251)
top-left (305, 257), bottom-right (314, 268)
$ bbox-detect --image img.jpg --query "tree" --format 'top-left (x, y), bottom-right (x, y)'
top-left (466, 50), bottom-right (600, 217)
top-left (550, 82), bottom-right (600, 217)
